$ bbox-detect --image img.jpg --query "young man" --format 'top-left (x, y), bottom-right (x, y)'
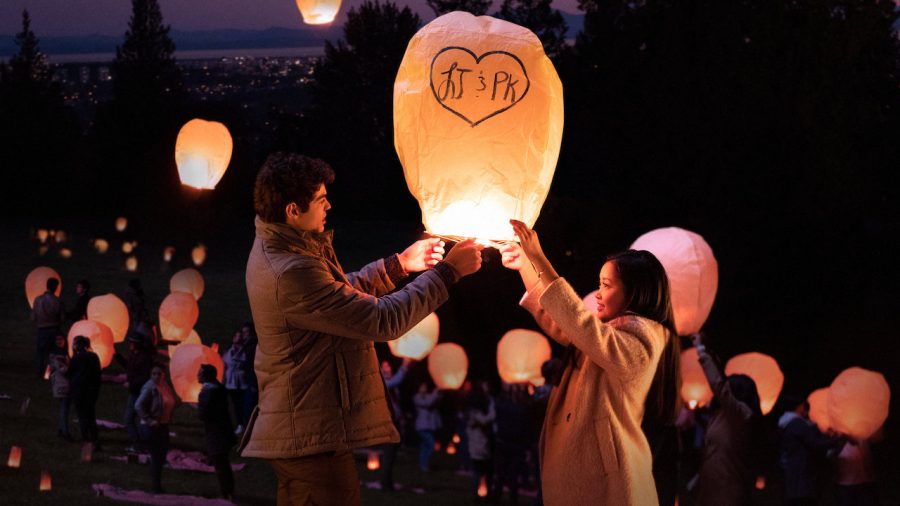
top-left (242, 152), bottom-right (483, 505)
top-left (32, 277), bottom-right (65, 377)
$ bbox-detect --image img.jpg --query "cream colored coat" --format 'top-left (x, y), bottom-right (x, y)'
top-left (521, 278), bottom-right (668, 506)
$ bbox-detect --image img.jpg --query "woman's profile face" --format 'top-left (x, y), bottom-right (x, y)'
top-left (596, 261), bottom-right (627, 322)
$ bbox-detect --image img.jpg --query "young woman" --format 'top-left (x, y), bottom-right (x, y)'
top-left (501, 219), bottom-right (680, 506)
top-left (136, 365), bottom-right (177, 493)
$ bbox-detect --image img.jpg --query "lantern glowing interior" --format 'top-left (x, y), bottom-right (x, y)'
top-left (170, 268), bottom-right (205, 301)
top-left (192, 244), bottom-right (207, 267)
top-left (115, 217), bottom-right (127, 232)
top-left (67, 320), bottom-right (115, 369)
top-left (807, 387), bottom-right (831, 433)
top-left (388, 313), bottom-right (439, 360)
top-left (366, 452), bottom-right (380, 470)
top-left (125, 256), bottom-right (138, 272)
top-left (294, 0), bottom-right (341, 25)
top-left (25, 266), bottom-right (61, 309)
top-left (496, 329), bottom-right (551, 386)
top-left (724, 352), bottom-right (783, 415)
top-left (7, 446), bottom-right (21, 468)
top-left (828, 367), bottom-right (890, 440)
top-left (175, 118), bottom-right (233, 190)
top-left (428, 342), bottom-right (468, 390)
top-left (170, 344), bottom-right (224, 403)
top-left (163, 246), bottom-right (175, 262)
top-left (394, 11), bottom-right (563, 241)
top-left (630, 227), bottom-right (718, 336)
top-left (446, 442), bottom-right (457, 455)
top-left (478, 476), bottom-right (488, 497)
top-left (36, 228), bottom-right (49, 243)
top-left (39, 470), bottom-right (51, 491)
top-left (680, 347), bottom-right (714, 409)
top-left (94, 239), bottom-right (109, 254)
top-left (159, 292), bottom-right (200, 342)
top-left (87, 293), bottom-right (129, 343)
top-left (59, 248), bottom-right (72, 259)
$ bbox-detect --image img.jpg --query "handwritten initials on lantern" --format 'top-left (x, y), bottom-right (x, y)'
top-left (430, 47), bottom-right (531, 127)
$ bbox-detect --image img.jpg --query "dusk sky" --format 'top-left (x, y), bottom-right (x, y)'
top-left (0, 0), bottom-right (583, 36)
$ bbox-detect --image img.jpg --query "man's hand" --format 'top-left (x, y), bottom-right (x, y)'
top-left (443, 239), bottom-right (484, 277)
top-left (399, 238), bottom-right (446, 273)
top-left (500, 243), bottom-right (526, 271)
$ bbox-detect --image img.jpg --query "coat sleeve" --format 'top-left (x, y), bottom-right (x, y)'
top-left (345, 255), bottom-right (405, 297)
top-left (519, 290), bottom-right (572, 346)
top-left (698, 348), bottom-right (754, 420)
top-left (538, 278), bottom-right (662, 380)
top-left (278, 261), bottom-right (449, 342)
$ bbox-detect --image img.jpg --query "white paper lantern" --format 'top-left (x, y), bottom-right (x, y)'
top-left (388, 313), bottom-right (439, 360)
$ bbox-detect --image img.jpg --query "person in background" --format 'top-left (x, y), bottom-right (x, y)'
top-left (33, 277), bottom-right (65, 377)
top-left (834, 430), bottom-right (881, 506)
top-left (465, 379), bottom-right (496, 502)
top-left (379, 357), bottom-right (411, 492)
top-left (136, 364), bottom-right (177, 494)
top-left (114, 330), bottom-right (156, 453)
top-left (124, 278), bottom-right (148, 339)
top-left (414, 382), bottom-right (443, 472)
top-left (239, 322), bottom-right (259, 432)
top-left (49, 333), bottom-right (72, 441)
top-left (222, 328), bottom-right (252, 434)
top-left (492, 383), bottom-right (531, 505)
top-left (67, 335), bottom-right (101, 450)
top-left (198, 364), bottom-right (236, 500)
top-left (67, 279), bottom-right (90, 321)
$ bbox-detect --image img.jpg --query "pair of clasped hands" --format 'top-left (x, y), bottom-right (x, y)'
top-left (398, 219), bottom-right (551, 280)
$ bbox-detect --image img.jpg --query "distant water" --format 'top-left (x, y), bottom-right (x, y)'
top-left (48, 46), bottom-right (325, 64)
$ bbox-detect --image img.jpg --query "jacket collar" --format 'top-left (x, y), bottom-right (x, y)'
top-left (255, 216), bottom-right (334, 256)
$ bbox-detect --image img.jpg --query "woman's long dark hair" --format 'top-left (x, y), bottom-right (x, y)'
top-left (606, 250), bottom-right (681, 426)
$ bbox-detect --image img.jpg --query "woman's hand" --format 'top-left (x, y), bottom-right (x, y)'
top-left (509, 220), bottom-right (559, 284)
top-left (500, 242), bottom-right (526, 271)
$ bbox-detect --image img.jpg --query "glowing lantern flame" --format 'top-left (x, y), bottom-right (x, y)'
top-left (93, 239), bottom-right (109, 254)
top-left (36, 229), bottom-right (49, 243)
top-left (8, 446), bottom-right (22, 468)
top-left (125, 256), bottom-right (138, 272)
top-left (452, 433), bottom-right (461, 444)
top-left (192, 244), bottom-right (207, 267)
top-left (159, 292), bottom-right (199, 342)
top-left (87, 293), bottom-right (130, 343)
top-left (478, 476), bottom-right (488, 497)
top-left (39, 470), bottom-right (51, 491)
top-left (828, 367), bottom-right (890, 440)
top-left (175, 118), bottom-right (233, 190)
top-left (680, 348), bottom-right (714, 409)
top-left (724, 352), bottom-right (784, 415)
top-left (807, 388), bottom-right (831, 433)
top-left (428, 342), bottom-right (468, 390)
top-left (294, 0), bottom-right (342, 25)
top-left (116, 217), bottom-right (127, 232)
top-left (367, 452), bottom-right (380, 470)
top-left (446, 442), bottom-right (457, 455)
top-left (631, 227), bottom-right (718, 336)
top-left (170, 344), bottom-right (224, 403)
top-left (497, 329), bottom-right (551, 386)
top-left (68, 320), bottom-right (116, 369)
top-left (388, 313), bottom-right (439, 360)
top-left (163, 246), bottom-right (175, 262)
top-left (58, 248), bottom-right (72, 259)
top-left (170, 268), bottom-right (205, 300)
top-left (755, 476), bottom-right (766, 490)
top-left (394, 12), bottom-right (563, 242)
top-left (25, 266), bottom-right (61, 309)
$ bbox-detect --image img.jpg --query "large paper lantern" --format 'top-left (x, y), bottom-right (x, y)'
top-left (170, 268), bottom-right (205, 301)
top-left (630, 227), bottom-right (717, 335)
top-left (167, 329), bottom-right (201, 358)
top-left (388, 313), bottom-right (439, 360)
top-left (294, 0), bottom-right (341, 25)
top-left (192, 244), bottom-right (207, 267)
top-left (428, 342), bottom-right (468, 390)
top-left (807, 388), bottom-right (831, 433)
top-left (680, 347), bottom-right (714, 409)
top-left (828, 367), bottom-right (890, 440)
top-left (175, 119), bottom-right (232, 190)
top-left (394, 12), bottom-right (563, 241)
top-left (496, 329), bottom-right (551, 386)
top-left (67, 320), bottom-right (115, 369)
top-left (169, 343), bottom-right (224, 403)
top-left (25, 266), bottom-right (61, 308)
top-left (159, 292), bottom-right (199, 342)
top-left (87, 294), bottom-right (129, 343)
top-left (725, 352), bottom-right (783, 415)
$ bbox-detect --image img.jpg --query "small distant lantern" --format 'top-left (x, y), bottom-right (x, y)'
top-left (87, 294), bottom-right (129, 343)
top-left (115, 217), bottom-right (127, 232)
top-left (159, 292), bottom-right (200, 342)
top-left (125, 256), bottom-right (138, 272)
top-left (478, 476), bottom-right (489, 497)
top-left (122, 241), bottom-right (136, 254)
top-left (496, 329), bottom-right (551, 386)
top-left (446, 442), bottom-right (457, 455)
top-left (170, 268), bottom-right (205, 300)
top-left (367, 452), bottom-right (380, 470)
top-left (192, 244), bottom-right (207, 267)
top-left (93, 239), bottom-right (109, 254)
top-left (388, 313), bottom-right (439, 360)
top-left (169, 344), bottom-right (224, 403)
top-left (294, 0), bottom-right (342, 25)
top-left (394, 12), bottom-right (563, 241)
top-left (36, 229), bottom-right (49, 243)
top-left (55, 230), bottom-right (67, 243)
top-left (7, 446), bottom-right (22, 468)
top-left (807, 388), bottom-right (831, 433)
top-left (25, 266), bottom-right (61, 308)
top-left (452, 433), bottom-right (461, 444)
top-left (828, 367), bottom-right (890, 440)
top-left (631, 227), bottom-right (718, 336)
top-left (725, 352), bottom-right (784, 415)
top-left (58, 248), bottom-right (72, 259)
top-left (39, 470), bottom-right (51, 491)
top-left (163, 246), bottom-right (175, 263)
top-left (428, 342), bottom-right (468, 390)
top-left (80, 442), bottom-right (93, 462)
top-left (755, 476), bottom-right (766, 490)
top-left (68, 320), bottom-right (116, 369)
top-left (175, 118), bottom-right (233, 190)
top-left (680, 348), bottom-right (714, 409)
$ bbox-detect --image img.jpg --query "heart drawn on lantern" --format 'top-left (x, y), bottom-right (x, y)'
top-left (430, 46), bottom-right (531, 127)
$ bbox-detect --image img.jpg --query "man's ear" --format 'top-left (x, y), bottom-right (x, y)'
top-left (285, 202), bottom-right (298, 219)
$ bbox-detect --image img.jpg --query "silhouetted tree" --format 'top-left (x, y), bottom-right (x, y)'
top-left (427, 0), bottom-right (491, 16)
top-left (495, 0), bottom-right (568, 57)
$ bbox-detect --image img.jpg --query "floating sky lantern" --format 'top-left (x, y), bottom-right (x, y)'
top-left (725, 352), bottom-right (783, 415)
top-left (93, 239), bottom-right (109, 254)
top-left (478, 476), bottom-right (488, 497)
top-left (828, 367), bottom-right (890, 440)
top-left (452, 433), bottom-right (461, 444)
top-left (175, 119), bottom-right (233, 190)
top-left (192, 244), bottom-right (207, 267)
top-left (496, 329), bottom-right (551, 386)
top-left (122, 241), bottom-right (136, 254)
top-left (630, 227), bottom-right (717, 336)
top-left (36, 228), bottom-right (49, 243)
top-left (87, 294), bottom-right (129, 343)
top-left (58, 248), bottom-right (72, 259)
top-left (388, 313), bottom-right (439, 360)
top-left (115, 217), bottom-right (127, 232)
top-left (367, 452), bottom-right (380, 470)
top-left (446, 442), bottom-right (457, 455)
top-left (7, 446), bottom-right (21, 468)
top-left (159, 292), bottom-right (199, 342)
top-left (169, 344), bottom-right (224, 403)
top-left (755, 476), bottom-right (766, 490)
top-left (39, 470), bottom-right (51, 491)
top-left (428, 342), bottom-right (468, 390)
top-left (680, 347), bottom-right (714, 409)
top-left (394, 12), bottom-right (563, 241)
top-left (163, 246), bottom-right (175, 263)
top-left (294, 0), bottom-right (342, 25)
top-left (54, 230), bottom-right (67, 243)
top-left (170, 268), bottom-right (205, 301)
top-left (807, 387), bottom-right (831, 433)
top-left (67, 320), bottom-right (115, 369)
top-left (125, 256), bottom-right (138, 272)
top-left (25, 266), bottom-right (61, 309)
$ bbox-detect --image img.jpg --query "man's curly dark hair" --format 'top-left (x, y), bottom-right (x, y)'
top-left (253, 152), bottom-right (336, 223)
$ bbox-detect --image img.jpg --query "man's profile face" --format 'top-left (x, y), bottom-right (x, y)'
top-left (287, 184), bottom-right (331, 233)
